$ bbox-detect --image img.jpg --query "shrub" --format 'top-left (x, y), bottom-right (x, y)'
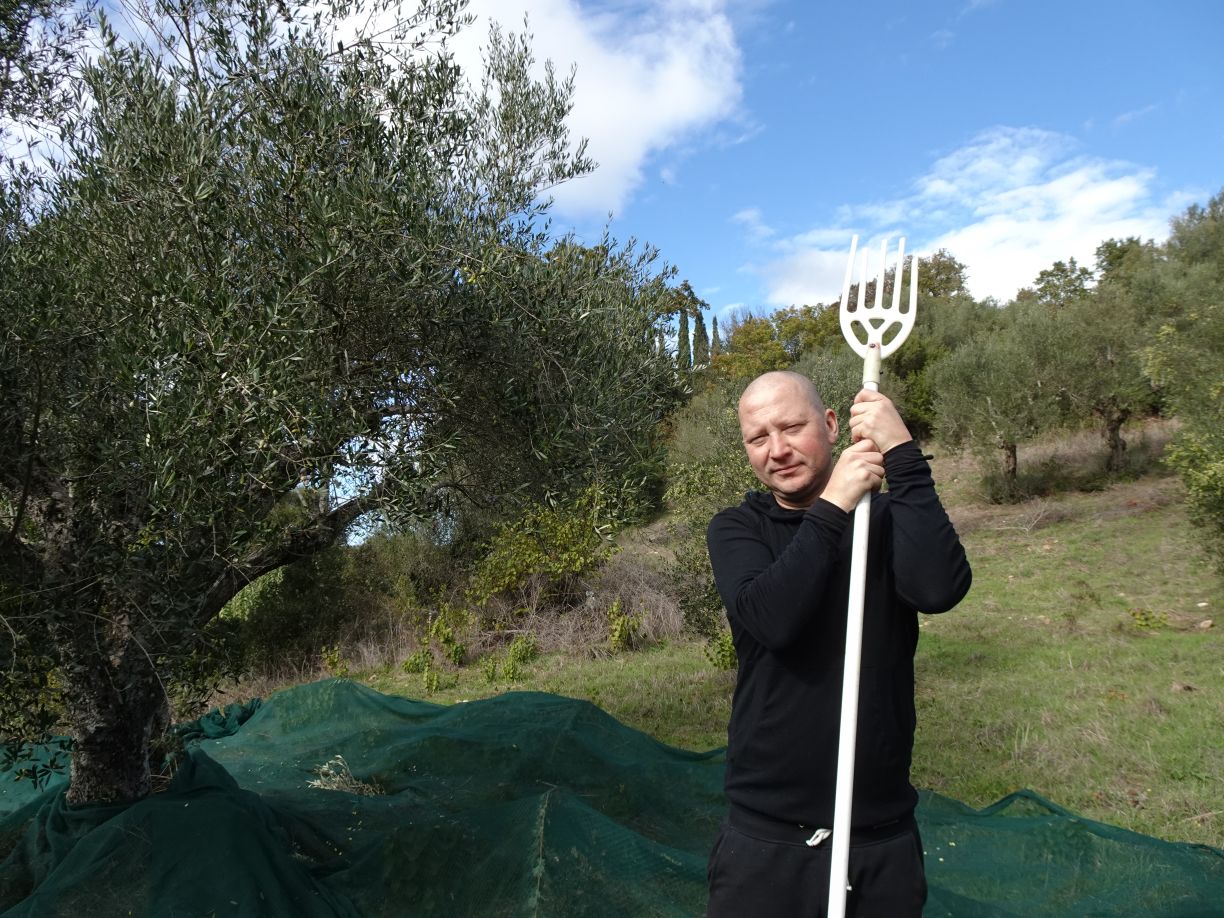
top-left (502, 633), bottom-right (539, 681)
top-left (606, 599), bottom-right (642, 653)
top-left (466, 486), bottom-right (620, 615)
top-left (704, 629), bottom-right (738, 670)
top-left (401, 648), bottom-right (432, 674)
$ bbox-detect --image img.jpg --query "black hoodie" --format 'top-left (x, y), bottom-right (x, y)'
top-left (706, 440), bottom-right (971, 830)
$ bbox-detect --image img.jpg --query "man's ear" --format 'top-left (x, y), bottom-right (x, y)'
top-left (824, 407), bottom-right (839, 444)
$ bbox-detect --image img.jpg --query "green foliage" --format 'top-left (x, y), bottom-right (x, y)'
top-left (708, 314), bottom-right (790, 382)
top-left (771, 304), bottom-right (840, 362)
top-left (929, 312), bottom-right (1061, 500)
top-left (480, 655), bottom-right (500, 684)
top-left (1023, 257), bottom-right (1094, 308)
top-left (677, 308), bottom-right (691, 376)
top-left (663, 376), bottom-right (757, 636)
top-left (1143, 189), bottom-right (1224, 570)
top-left (466, 487), bottom-right (619, 611)
top-left (507, 633), bottom-right (540, 667)
top-left (693, 311), bottom-right (711, 367)
top-left (1055, 287), bottom-right (1159, 471)
top-left (606, 599), bottom-right (643, 653)
top-left (502, 633), bottom-right (540, 681)
top-left (429, 609), bottom-right (468, 666)
top-left (1126, 608), bottom-right (1169, 632)
top-left (0, 0), bottom-right (682, 802)
top-left (667, 526), bottom-right (727, 637)
top-left (421, 668), bottom-right (447, 694)
top-left (0, 0), bottom-right (92, 128)
top-left (0, 632), bottom-right (69, 787)
top-left (703, 629), bottom-right (737, 670)
top-left (402, 649), bottom-right (432, 675)
top-left (322, 646), bottom-right (351, 679)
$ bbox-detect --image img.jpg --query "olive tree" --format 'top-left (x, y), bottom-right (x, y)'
top-left (929, 313), bottom-right (1059, 497)
top-left (1144, 191), bottom-right (1224, 569)
top-left (0, 0), bottom-right (678, 804)
top-left (1053, 289), bottom-right (1158, 472)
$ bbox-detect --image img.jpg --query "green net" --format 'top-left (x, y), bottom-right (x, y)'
top-left (2, 680), bottom-right (1221, 916)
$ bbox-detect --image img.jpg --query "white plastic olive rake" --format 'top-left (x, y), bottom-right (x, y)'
top-left (827, 235), bottom-right (918, 918)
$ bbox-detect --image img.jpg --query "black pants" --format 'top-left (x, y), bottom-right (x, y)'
top-left (706, 814), bottom-right (927, 918)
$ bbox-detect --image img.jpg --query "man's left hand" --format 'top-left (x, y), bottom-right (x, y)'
top-left (848, 389), bottom-right (913, 455)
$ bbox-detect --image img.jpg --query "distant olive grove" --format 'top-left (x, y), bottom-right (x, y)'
top-left (3, 0), bottom-right (1222, 811)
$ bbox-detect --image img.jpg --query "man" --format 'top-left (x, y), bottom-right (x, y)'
top-left (705, 370), bottom-right (971, 917)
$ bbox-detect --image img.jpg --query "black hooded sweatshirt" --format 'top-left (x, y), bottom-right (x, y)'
top-left (706, 440), bottom-right (971, 830)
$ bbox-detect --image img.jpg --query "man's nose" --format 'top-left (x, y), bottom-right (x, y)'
top-left (768, 432), bottom-right (790, 456)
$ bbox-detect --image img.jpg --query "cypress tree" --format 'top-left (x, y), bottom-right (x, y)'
top-left (677, 308), bottom-right (691, 374)
top-left (711, 315), bottom-right (722, 356)
top-left (693, 312), bottom-right (710, 366)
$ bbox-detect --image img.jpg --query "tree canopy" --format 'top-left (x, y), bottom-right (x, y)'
top-left (0, 0), bottom-right (680, 803)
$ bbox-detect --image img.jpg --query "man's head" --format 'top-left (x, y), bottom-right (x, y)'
top-left (737, 371), bottom-right (839, 510)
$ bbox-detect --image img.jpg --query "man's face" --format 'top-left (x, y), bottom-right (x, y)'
top-left (738, 379), bottom-right (839, 510)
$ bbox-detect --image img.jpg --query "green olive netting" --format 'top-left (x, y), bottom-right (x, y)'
top-left (2, 680), bottom-right (1221, 916)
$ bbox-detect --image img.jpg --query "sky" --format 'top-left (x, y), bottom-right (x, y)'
top-left (449, 0), bottom-right (1224, 318)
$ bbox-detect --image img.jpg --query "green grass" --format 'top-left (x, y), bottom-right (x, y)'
top-left (367, 640), bottom-right (736, 752)
top-left (353, 475), bottom-right (1223, 850)
top-left (914, 498), bottom-right (1222, 848)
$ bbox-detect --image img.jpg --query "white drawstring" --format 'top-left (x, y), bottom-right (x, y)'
top-left (805, 827), bottom-right (832, 847)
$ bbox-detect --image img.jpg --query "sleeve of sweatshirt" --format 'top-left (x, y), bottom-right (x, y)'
top-left (883, 441), bottom-right (972, 613)
top-left (706, 498), bottom-right (851, 652)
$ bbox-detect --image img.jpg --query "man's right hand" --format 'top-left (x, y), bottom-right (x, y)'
top-left (819, 439), bottom-right (885, 513)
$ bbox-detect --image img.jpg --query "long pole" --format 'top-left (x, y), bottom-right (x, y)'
top-left (828, 238), bottom-right (915, 918)
top-left (826, 344), bottom-right (880, 918)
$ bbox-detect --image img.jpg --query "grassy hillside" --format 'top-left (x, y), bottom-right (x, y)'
top-left (247, 438), bottom-right (1222, 850)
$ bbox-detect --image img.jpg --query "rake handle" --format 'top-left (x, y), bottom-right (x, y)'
top-left (828, 347), bottom-right (881, 918)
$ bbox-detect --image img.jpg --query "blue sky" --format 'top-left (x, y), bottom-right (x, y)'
top-left (456, 0), bottom-right (1223, 316)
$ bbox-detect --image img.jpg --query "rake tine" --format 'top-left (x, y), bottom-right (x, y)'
top-left (892, 238), bottom-right (906, 312)
top-left (875, 238), bottom-right (887, 310)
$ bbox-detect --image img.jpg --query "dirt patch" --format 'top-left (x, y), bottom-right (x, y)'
top-left (947, 477), bottom-right (1183, 536)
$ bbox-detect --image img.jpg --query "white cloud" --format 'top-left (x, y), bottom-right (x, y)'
top-left (1112, 104), bottom-right (1158, 128)
top-left (731, 206), bottom-right (774, 241)
top-left (959, 0), bottom-right (1001, 15)
top-left (753, 126), bottom-right (1176, 306)
top-left (930, 29), bottom-right (955, 50)
top-left (454, 0), bottom-right (743, 218)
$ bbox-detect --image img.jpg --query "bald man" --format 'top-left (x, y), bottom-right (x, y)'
top-left (705, 371), bottom-right (971, 917)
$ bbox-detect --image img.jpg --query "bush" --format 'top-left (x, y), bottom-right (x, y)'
top-left (606, 599), bottom-right (642, 652)
top-left (220, 523), bottom-right (472, 674)
top-left (465, 486), bottom-right (620, 616)
top-left (502, 633), bottom-right (539, 681)
top-left (704, 629), bottom-right (737, 670)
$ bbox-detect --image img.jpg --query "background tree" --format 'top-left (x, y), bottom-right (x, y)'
top-left (1144, 190), bottom-right (1224, 570)
top-left (0, 0), bottom-right (678, 804)
top-left (692, 311), bottom-right (710, 367)
top-left (771, 303), bottom-right (839, 362)
top-left (1052, 288), bottom-right (1158, 471)
top-left (929, 314), bottom-right (1059, 498)
top-left (708, 312), bottom-right (789, 381)
top-left (0, 0), bottom-right (92, 128)
top-left (677, 306), bottom-right (691, 377)
top-left (1020, 257), bottom-right (1094, 308)
top-left (711, 315), bottom-right (721, 356)
top-left (916, 248), bottom-right (970, 299)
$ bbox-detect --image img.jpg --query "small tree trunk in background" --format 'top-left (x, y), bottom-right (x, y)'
top-left (1104, 409), bottom-right (1130, 473)
top-left (1002, 442), bottom-right (1018, 484)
